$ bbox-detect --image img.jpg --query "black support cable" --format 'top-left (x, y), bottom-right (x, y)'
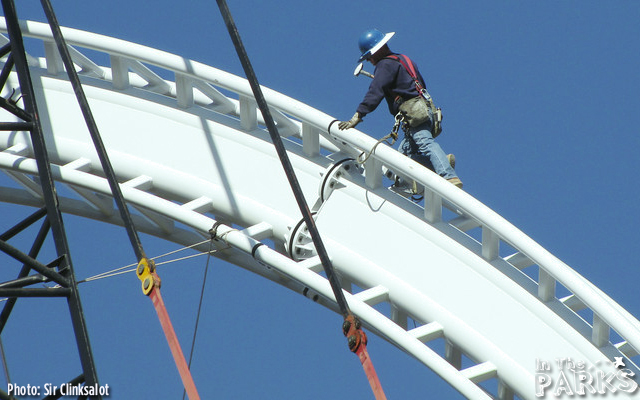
top-left (182, 239), bottom-right (214, 400)
top-left (215, 0), bottom-right (351, 317)
top-left (39, 0), bottom-right (146, 262)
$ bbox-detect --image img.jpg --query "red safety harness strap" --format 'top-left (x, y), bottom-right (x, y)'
top-left (387, 54), bottom-right (426, 95)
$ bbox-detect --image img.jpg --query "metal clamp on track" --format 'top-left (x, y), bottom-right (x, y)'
top-left (286, 159), bottom-right (359, 261)
top-left (318, 158), bottom-right (359, 206)
top-left (284, 212), bottom-right (318, 261)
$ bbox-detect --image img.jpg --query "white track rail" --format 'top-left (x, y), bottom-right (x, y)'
top-left (0, 20), bottom-right (639, 399)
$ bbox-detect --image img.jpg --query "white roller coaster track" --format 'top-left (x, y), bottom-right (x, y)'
top-left (0, 20), bottom-right (638, 399)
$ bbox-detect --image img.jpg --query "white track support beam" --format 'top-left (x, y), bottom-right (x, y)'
top-left (123, 175), bottom-right (154, 191)
top-left (67, 186), bottom-right (114, 216)
top-left (131, 205), bottom-right (174, 234)
top-left (353, 285), bottom-right (390, 307)
top-left (340, 277), bottom-right (352, 294)
top-left (460, 361), bottom-right (497, 384)
top-left (182, 196), bottom-right (213, 214)
top-left (191, 80), bottom-right (235, 114)
top-left (297, 256), bottom-right (324, 273)
top-left (616, 341), bottom-right (639, 358)
top-left (63, 158), bottom-right (114, 215)
top-left (68, 45), bottom-right (104, 78)
top-left (4, 171), bottom-right (42, 198)
top-left (408, 322), bottom-right (444, 343)
top-left (1, 145), bottom-right (42, 197)
top-left (449, 215), bottom-right (481, 232)
top-left (272, 110), bottom-right (300, 138)
top-left (537, 268), bottom-right (556, 302)
top-left (2, 143), bottom-right (29, 156)
top-left (302, 123), bottom-right (320, 157)
top-left (364, 156), bottom-right (382, 190)
top-left (0, 33), bottom-right (36, 67)
top-left (239, 95), bottom-right (258, 131)
top-left (240, 222), bottom-right (273, 241)
top-left (391, 305), bottom-right (408, 330)
top-left (110, 55), bottom-right (130, 90)
top-left (592, 313), bottom-right (610, 348)
top-left (175, 73), bottom-right (194, 108)
top-left (424, 189), bottom-right (442, 223)
top-left (63, 158), bottom-right (92, 172)
top-left (110, 56), bottom-right (169, 94)
top-left (445, 340), bottom-right (462, 370)
top-left (121, 175), bottom-right (174, 232)
top-left (43, 40), bottom-right (64, 75)
top-left (560, 294), bottom-right (587, 312)
top-left (504, 251), bottom-right (535, 270)
top-left (498, 382), bottom-right (515, 400)
top-left (481, 226), bottom-right (499, 261)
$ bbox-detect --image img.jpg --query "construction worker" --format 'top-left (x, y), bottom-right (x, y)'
top-left (339, 29), bottom-right (462, 189)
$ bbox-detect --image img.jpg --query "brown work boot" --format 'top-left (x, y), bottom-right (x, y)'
top-left (448, 177), bottom-right (463, 189)
top-left (447, 154), bottom-right (456, 169)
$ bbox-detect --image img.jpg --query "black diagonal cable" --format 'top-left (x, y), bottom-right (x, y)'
top-left (215, 0), bottom-right (350, 317)
top-left (182, 239), bottom-right (214, 400)
top-left (39, 0), bottom-right (146, 262)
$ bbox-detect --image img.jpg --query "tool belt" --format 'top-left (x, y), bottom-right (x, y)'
top-left (397, 96), bottom-right (443, 137)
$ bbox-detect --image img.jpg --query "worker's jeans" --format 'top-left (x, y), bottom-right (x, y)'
top-left (399, 121), bottom-right (457, 179)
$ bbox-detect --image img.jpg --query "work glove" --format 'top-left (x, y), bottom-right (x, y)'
top-left (338, 112), bottom-right (362, 130)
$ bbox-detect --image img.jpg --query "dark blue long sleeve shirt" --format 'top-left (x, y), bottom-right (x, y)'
top-left (356, 54), bottom-right (427, 117)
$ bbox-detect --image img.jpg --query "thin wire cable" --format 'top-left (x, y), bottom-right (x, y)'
top-left (42, 240), bottom-right (227, 289)
top-left (85, 239), bottom-right (213, 282)
top-left (79, 251), bottom-right (222, 283)
top-left (152, 239), bottom-right (212, 260)
top-left (0, 246), bottom-right (225, 302)
top-left (182, 239), bottom-right (214, 400)
top-left (0, 237), bottom-right (232, 303)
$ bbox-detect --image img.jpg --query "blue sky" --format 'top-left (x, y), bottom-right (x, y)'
top-left (1, 1), bottom-right (639, 399)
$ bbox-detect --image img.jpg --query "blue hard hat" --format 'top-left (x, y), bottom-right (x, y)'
top-left (358, 29), bottom-right (395, 62)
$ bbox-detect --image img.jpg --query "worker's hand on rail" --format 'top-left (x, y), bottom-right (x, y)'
top-left (338, 112), bottom-right (362, 130)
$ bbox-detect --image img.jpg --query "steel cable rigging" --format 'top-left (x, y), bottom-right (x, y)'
top-left (215, 1), bottom-right (387, 398)
top-left (38, 1), bottom-right (201, 397)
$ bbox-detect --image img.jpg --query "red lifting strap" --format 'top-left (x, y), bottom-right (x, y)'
top-left (137, 259), bottom-right (200, 400)
top-left (343, 315), bottom-right (387, 399)
top-left (150, 286), bottom-right (201, 400)
top-left (356, 343), bottom-right (387, 400)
